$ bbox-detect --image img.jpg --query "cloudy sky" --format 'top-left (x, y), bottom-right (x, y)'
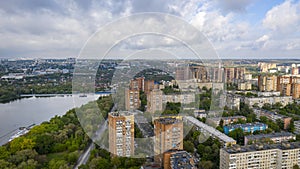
top-left (0, 0), bottom-right (299, 59)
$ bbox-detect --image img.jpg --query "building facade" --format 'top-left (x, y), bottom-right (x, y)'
top-left (108, 111), bottom-right (134, 157)
top-left (220, 142), bottom-right (300, 169)
top-left (244, 132), bottom-right (296, 145)
top-left (154, 117), bottom-right (184, 164)
top-left (125, 89), bottom-right (140, 110)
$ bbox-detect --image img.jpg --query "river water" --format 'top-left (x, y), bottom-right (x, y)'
top-left (0, 94), bottom-right (105, 145)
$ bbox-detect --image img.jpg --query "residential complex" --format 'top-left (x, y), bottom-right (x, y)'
top-left (220, 142), bottom-right (300, 169)
top-left (108, 111), bottom-right (135, 157)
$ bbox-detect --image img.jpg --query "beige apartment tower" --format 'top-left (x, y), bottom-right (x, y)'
top-left (154, 117), bottom-right (184, 165)
top-left (108, 111), bottom-right (134, 157)
top-left (125, 89), bottom-right (140, 110)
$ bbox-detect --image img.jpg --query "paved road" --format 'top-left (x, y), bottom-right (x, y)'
top-left (74, 104), bottom-right (117, 169)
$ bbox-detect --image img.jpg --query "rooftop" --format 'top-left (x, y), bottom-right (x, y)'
top-left (225, 122), bottom-right (267, 129)
top-left (155, 117), bottom-right (182, 125)
top-left (223, 142), bottom-right (300, 154)
top-left (184, 116), bottom-right (236, 144)
top-left (245, 132), bottom-right (295, 140)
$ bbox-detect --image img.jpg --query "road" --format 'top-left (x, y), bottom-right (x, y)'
top-left (74, 103), bottom-right (116, 169)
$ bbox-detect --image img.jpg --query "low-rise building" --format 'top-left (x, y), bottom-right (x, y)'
top-left (223, 123), bottom-right (268, 135)
top-left (253, 108), bottom-right (292, 129)
top-left (238, 82), bottom-right (252, 90)
top-left (244, 96), bottom-right (293, 108)
top-left (294, 121), bottom-right (300, 135)
top-left (226, 94), bottom-right (240, 110)
top-left (207, 116), bottom-right (246, 126)
top-left (244, 132), bottom-right (296, 145)
top-left (193, 109), bottom-right (206, 118)
top-left (163, 150), bottom-right (195, 169)
top-left (220, 142), bottom-right (300, 169)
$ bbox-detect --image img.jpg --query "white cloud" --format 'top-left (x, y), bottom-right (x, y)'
top-left (263, 0), bottom-right (300, 34)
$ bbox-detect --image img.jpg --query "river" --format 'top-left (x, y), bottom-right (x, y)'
top-left (0, 94), bottom-right (107, 145)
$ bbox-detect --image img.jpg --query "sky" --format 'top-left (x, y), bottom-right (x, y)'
top-left (0, 0), bottom-right (300, 59)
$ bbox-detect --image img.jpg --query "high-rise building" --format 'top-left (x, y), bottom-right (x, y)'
top-left (163, 150), bottom-right (195, 169)
top-left (220, 142), bottom-right (300, 169)
top-left (175, 66), bottom-right (192, 81)
top-left (291, 76), bottom-right (300, 99)
top-left (258, 75), bottom-right (278, 92)
top-left (129, 77), bottom-right (145, 91)
top-left (125, 89), bottom-right (140, 110)
top-left (154, 117), bottom-right (183, 164)
top-left (108, 111), bottom-right (134, 157)
top-left (147, 89), bottom-right (163, 113)
top-left (144, 80), bottom-right (156, 94)
top-left (277, 75), bottom-right (300, 99)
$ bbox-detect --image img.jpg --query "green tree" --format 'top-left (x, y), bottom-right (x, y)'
top-left (183, 141), bottom-right (194, 153)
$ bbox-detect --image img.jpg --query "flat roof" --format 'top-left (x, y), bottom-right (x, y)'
top-left (223, 142), bottom-right (300, 154)
top-left (245, 132), bottom-right (295, 140)
top-left (184, 116), bottom-right (236, 144)
top-left (225, 123), bottom-right (267, 129)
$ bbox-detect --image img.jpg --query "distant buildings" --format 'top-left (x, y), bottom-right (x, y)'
top-left (207, 116), bottom-right (246, 126)
top-left (294, 121), bottom-right (300, 135)
top-left (125, 89), bottom-right (140, 110)
top-left (147, 89), bottom-right (164, 113)
top-left (226, 94), bottom-right (241, 110)
top-left (253, 108), bottom-right (292, 129)
top-left (244, 96), bottom-right (293, 108)
top-left (237, 82), bottom-right (252, 90)
top-left (277, 75), bottom-right (300, 99)
top-left (154, 117), bottom-right (183, 164)
top-left (223, 123), bottom-right (268, 135)
top-left (258, 74), bottom-right (277, 92)
top-left (220, 142), bottom-right (300, 169)
top-left (108, 111), bottom-right (134, 157)
top-left (244, 132), bottom-right (295, 145)
top-left (163, 150), bottom-right (195, 169)
top-left (257, 74), bottom-right (300, 99)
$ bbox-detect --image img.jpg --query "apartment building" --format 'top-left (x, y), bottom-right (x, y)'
top-left (163, 94), bottom-right (195, 104)
top-left (154, 117), bottom-right (183, 164)
top-left (147, 89), bottom-right (164, 113)
top-left (294, 121), bottom-right (300, 135)
top-left (125, 89), bottom-right (140, 110)
top-left (129, 77), bottom-right (144, 91)
top-left (226, 94), bottom-right (241, 110)
top-left (238, 82), bottom-right (252, 90)
top-left (244, 96), bottom-right (293, 108)
top-left (253, 108), bottom-right (292, 129)
top-left (258, 75), bottom-right (278, 92)
top-left (244, 132), bottom-right (296, 145)
top-left (207, 116), bottom-right (246, 126)
top-left (108, 111), bottom-right (134, 157)
top-left (220, 142), bottom-right (300, 169)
